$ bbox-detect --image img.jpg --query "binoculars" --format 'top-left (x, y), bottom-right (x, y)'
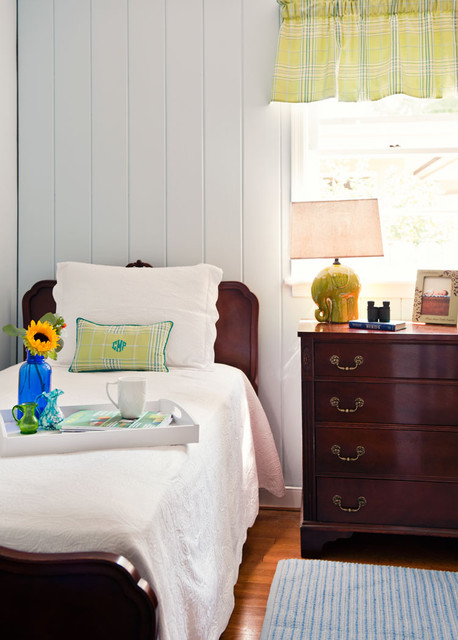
top-left (367, 300), bottom-right (390, 323)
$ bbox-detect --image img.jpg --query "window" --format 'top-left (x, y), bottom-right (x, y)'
top-left (291, 95), bottom-right (458, 287)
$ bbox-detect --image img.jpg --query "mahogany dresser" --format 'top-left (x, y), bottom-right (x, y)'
top-left (298, 321), bottom-right (458, 557)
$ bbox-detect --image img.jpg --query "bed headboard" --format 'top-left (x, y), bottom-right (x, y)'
top-left (22, 263), bottom-right (259, 392)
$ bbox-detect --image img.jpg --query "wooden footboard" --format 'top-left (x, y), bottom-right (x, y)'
top-left (0, 545), bottom-right (158, 640)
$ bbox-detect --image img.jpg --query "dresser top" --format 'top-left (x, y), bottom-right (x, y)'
top-left (298, 320), bottom-right (458, 340)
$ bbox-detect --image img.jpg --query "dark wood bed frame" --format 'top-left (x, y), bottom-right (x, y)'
top-left (0, 261), bottom-right (259, 640)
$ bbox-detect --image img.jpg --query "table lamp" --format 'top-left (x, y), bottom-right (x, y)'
top-left (290, 199), bottom-right (384, 323)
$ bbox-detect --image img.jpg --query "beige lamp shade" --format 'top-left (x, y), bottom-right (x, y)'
top-left (291, 199), bottom-right (384, 323)
top-left (290, 199), bottom-right (384, 260)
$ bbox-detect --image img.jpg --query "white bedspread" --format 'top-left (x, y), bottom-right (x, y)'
top-left (0, 363), bottom-right (284, 640)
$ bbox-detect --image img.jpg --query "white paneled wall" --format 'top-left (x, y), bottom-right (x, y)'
top-left (54, 0), bottom-right (92, 264)
top-left (243, 2), bottom-right (285, 470)
top-left (18, 0), bottom-right (55, 286)
top-left (204, 0), bottom-right (243, 275)
top-left (17, 0), bottom-right (268, 281)
top-left (166, 0), bottom-right (204, 266)
top-left (16, 1), bottom-right (297, 483)
top-left (128, 0), bottom-right (166, 265)
top-left (0, 0), bottom-right (17, 370)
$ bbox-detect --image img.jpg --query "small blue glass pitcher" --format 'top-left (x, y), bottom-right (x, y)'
top-left (35, 389), bottom-right (65, 430)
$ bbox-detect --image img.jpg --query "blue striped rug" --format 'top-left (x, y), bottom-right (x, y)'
top-left (260, 559), bottom-right (458, 640)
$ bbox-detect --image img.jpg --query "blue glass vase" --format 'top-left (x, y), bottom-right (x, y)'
top-left (18, 351), bottom-right (52, 416)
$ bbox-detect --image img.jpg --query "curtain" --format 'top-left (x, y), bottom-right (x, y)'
top-left (271, 0), bottom-right (458, 102)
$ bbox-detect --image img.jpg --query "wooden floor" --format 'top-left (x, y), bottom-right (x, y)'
top-left (220, 508), bottom-right (458, 640)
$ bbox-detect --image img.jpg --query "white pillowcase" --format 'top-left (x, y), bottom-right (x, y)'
top-left (53, 262), bottom-right (223, 369)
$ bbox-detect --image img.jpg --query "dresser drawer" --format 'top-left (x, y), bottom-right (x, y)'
top-left (315, 381), bottom-right (458, 426)
top-left (316, 427), bottom-right (458, 479)
top-left (316, 478), bottom-right (458, 528)
top-left (315, 342), bottom-right (458, 380)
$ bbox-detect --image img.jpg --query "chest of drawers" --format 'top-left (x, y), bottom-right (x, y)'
top-left (298, 321), bottom-right (458, 557)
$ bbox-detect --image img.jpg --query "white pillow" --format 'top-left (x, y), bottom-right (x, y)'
top-left (53, 262), bottom-right (223, 369)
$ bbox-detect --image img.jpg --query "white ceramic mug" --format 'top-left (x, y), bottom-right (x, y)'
top-left (106, 376), bottom-right (147, 419)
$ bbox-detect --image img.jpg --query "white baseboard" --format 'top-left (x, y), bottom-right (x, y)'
top-left (259, 486), bottom-right (302, 510)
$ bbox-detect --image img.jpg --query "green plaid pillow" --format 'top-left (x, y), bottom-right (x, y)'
top-left (69, 318), bottom-right (173, 372)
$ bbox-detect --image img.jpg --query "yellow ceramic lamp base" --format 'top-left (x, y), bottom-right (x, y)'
top-left (311, 262), bottom-right (361, 323)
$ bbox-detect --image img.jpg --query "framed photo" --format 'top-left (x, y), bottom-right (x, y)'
top-left (412, 270), bottom-right (458, 325)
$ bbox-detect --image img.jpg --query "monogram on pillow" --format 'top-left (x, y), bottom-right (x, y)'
top-left (69, 318), bottom-right (173, 372)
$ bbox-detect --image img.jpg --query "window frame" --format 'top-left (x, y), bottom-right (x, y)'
top-left (290, 103), bottom-right (458, 299)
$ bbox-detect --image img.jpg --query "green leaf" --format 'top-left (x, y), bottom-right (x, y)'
top-left (55, 338), bottom-right (64, 353)
top-left (48, 350), bottom-right (57, 361)
top-left (39, 312), bottom-right (57, 325)
top-left (2, 324), bottom-right (26, 338)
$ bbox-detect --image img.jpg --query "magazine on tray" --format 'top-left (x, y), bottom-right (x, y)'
top-left (60, 409), bottom-right (173, 432)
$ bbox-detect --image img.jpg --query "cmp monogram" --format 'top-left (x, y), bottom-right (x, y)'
top-left (112, 339), bottom-right (127, 353)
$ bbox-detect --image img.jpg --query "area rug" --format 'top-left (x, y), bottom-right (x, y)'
top-left (260, 559), bottom-right (458, 640)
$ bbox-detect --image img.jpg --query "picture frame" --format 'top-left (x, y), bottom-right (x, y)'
top-left (412, 270), bottom-right (458, 325)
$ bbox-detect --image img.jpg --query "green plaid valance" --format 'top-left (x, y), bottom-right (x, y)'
top-left (271, 0), bottom-right (458, 102)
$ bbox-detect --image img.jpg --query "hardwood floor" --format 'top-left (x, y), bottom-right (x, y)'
top-left (220, 508), bottom-right (458, 640)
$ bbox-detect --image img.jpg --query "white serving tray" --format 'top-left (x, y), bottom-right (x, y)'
top-left (0, 399), bottom-right (199, 458)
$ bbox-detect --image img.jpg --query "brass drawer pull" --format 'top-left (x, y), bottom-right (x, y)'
top-left (330, 354), bottom-right (364, 371)
top-left (330, 396), bottom-right (364, 413)
top-left (333, 495), bottom-right (367, 512)
top-left (331, 444), bottom-right (365, 461)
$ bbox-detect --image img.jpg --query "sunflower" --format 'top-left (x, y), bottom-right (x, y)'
top-left (3, 312), bottom-right (65, 360)
top-left (24, 320), bottom-right (60, 357)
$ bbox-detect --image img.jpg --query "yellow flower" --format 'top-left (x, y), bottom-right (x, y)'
top-left (24, 320), bottom-right (59, 356)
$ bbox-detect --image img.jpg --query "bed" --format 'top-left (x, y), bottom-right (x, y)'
top-left (0, 261), bottom-right (285, 640)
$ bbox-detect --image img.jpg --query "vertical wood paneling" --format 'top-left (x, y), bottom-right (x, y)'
top-left (16, 0), bottom-right (298, 489)
top-left (165, 0), bottom-right (204, 266)
top-left (18, 0), bottom-right (55, 294)
top-left (0, 0), bottom-right (17, 368)
top-left (242, 0), bottom-right (284, 465)
top-left (279, 100), bottom-right (303, 487)
top-left (54, 0), bottom-right (91, 264)
top-left (203, 0), bottom-right (242, 280)
top-left (281, 297), bottom-right (306, 486)
top-left (128, 0), bottom-right (166, 267)
top-left (91, 0), bottom-right (128, 265)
